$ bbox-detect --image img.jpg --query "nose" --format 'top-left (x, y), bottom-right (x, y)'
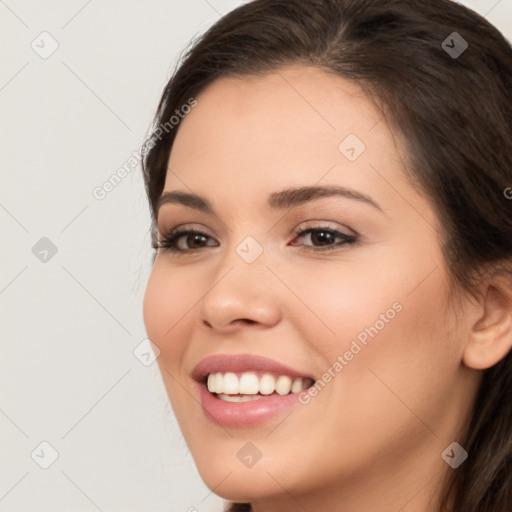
top-left (198, 255), bottom-right (282, 334)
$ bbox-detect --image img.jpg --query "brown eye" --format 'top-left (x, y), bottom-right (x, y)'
top-left (309, 230), bottom-right (337, 246)
top-left (290, 227), bottom-right (357, 251)
top-left (181, 233), bottom-right (209, 249)
top-left (156, 230), bottom-right (219, 252)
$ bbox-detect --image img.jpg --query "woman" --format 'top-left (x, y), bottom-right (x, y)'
top-left (141, 0), bottom-right (512, 510)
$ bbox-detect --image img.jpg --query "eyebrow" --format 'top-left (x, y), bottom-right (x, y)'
top-left (157, 185), bottom-right (383, 215)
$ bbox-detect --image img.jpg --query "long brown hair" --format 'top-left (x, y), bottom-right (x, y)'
top-left (142, 1), bottom-right (512, 510)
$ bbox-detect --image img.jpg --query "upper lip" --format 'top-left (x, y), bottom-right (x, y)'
top-left (192, 354), bottom-right (316, 383)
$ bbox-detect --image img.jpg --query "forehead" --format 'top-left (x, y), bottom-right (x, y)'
top-left (169, 65), bottom-right (391, 166)
top-left (163, 65), bottom-right (419, 216)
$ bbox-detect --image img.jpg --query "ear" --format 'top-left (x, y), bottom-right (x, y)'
top-left (463, 272), bottom-right (512, 370)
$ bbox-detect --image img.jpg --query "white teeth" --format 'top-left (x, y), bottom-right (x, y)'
top-left (214, 372), bottom-right (223, 393)
top-left (239, 372), bottom-right (259, 394)
top-left (206, 371), bottom-right (312, 396)
top-left (207, 374), bottom-right (215, 393)
top-left (291, 377), bottom-right (303, 394)
top-left (223, 372), bottom-right (239, 394)
top-left (259, 374), bottom-right (275, 395)
top-left (275, 375), bottom-right (292, 395)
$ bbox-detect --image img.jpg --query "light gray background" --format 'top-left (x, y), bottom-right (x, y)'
top-left (1, 1), bottom-right (511, 511)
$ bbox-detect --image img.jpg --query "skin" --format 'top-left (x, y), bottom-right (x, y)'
top-left (143, 65), bottom-right (512, 512)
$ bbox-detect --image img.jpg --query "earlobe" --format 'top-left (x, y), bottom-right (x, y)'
top-left (463, 274), bottom-right (512, 370)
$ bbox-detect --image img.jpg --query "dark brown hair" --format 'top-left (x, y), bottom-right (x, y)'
top-left (142, 1), bottom-right (512, 510)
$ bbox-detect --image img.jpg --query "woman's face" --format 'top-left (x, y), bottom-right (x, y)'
top-left (143, 65), bottom-right (480, 510)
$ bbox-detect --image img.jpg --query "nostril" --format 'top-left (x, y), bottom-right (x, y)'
top-left (202, 318), bottom-right (257, 329)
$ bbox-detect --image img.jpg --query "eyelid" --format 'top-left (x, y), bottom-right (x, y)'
top-left (157, 222), bottom-right (216, 239)
top-left (293, 219), bottom-right (357, 237)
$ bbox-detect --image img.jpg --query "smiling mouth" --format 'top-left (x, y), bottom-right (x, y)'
top-left (205, 371), bottom-right (315, 402)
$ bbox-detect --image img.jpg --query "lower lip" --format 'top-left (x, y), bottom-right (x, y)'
top-left (197, 381), bottom-right (303, 428)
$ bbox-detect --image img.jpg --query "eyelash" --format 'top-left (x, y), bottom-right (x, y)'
top-left (154, 225), bottom-right (357, 254)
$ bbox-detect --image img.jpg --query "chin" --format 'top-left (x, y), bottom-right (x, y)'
top-left (198, 465), bottom-right (278, 502)
top-left (189, 436), bottom-right (320, 504)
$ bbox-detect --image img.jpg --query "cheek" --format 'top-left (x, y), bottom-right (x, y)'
top-left (292, 253), bottom-right (456, 413)
top-left (143, 266), bottom-right (202, 417)
top-left (142, 268), bottom-right (168, 344)
top-left (142, 264), bottom-right (197, 357)
top-left (285, 259), bottom-right (402, 356)
top-left (292, 245), bottom-right (450, 356)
